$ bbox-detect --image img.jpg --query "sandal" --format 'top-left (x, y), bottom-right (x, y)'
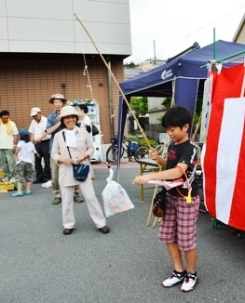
top-left (11, 192), bottom-right (24, 197)
top-left (52, 197), bottom-right (61, 205)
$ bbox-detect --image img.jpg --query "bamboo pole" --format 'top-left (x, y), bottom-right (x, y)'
top-left (191, 116), bottom-right (201, 142)
top-left (74, 13), bottom-right (152, 149)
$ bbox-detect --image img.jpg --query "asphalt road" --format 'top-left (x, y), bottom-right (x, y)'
top-left (1, 164), bottom-right (245, 303)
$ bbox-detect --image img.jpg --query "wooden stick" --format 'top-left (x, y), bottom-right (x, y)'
top-left (74, 13), bottom-right (152, 149)
top-left (146, 185), bottom-right (158, 226)
top-left (191, 116), bottom-right (201, 142)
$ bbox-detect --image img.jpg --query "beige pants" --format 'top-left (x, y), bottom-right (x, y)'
top-left (60, 179), bottom-right (106, 229)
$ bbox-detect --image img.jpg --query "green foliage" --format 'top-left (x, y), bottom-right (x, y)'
top-left (161, 97), bottom-right (203, 125)
top-left (195, 98), bottom-right (202, 116)
top-left (127, 136), bottom-right (158, 148)
top-left (161, 97), bottom-right (172, 108)
top-left (124, 62), bottom-right (139, 68)
top-left (194, 98), bottom-right (202, 123)
top-left (14, 183), bottom-right (25, 190)
top-left (138, 138), bottom-right (158, 148)
top-left (130, 96), bottom-right (148, 116)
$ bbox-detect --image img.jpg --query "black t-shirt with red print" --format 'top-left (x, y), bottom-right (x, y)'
top-left (165, 140), bottom-right (199, 197)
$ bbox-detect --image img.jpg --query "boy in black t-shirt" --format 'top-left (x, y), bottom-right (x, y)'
top-left (133, 106), bottom-right (200, 292)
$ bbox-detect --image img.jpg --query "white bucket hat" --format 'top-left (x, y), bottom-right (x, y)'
top-left (57, 106), bottom-right (82, 120)
top-left (30, 107), bottom-right (41, 116)
top-left (49, 93), bottom-right (67, 104)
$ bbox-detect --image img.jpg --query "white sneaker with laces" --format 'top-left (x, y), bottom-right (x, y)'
top-left (42, 180), bottom-right (52, 188)
top-left (10, 177), bottom-right (17, 183)
top-left (181, 272), bottom-right (198, 292)
top-left (2, 177), bottom-right (9, 182)
top-left (162, 270), bottom-right (186, 288)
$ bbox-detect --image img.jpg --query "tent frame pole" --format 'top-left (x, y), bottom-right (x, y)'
top-left (201, 50), bottom-right (245, 69)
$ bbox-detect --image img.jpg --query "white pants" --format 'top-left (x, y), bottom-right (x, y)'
top-left (60, 178), bottom-right (106, 229)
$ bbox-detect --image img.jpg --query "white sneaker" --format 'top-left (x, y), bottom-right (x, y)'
top-left (181, 272), bottom-right (198, 292)
top-left (42, 180), bottom-right (52, 188)
top-left (10, 177), bottom-right (17, 183)
top-left (162, 270), bottom-right (186, 288)
top-left (2, 177), bottom-right (9, 182)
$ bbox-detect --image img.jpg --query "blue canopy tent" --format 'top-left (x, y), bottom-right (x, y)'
top-left (116, 40), bottom-right (245, 175)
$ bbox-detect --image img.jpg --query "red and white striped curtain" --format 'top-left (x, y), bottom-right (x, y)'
top-left (203, 63), bottom-right (245, 230)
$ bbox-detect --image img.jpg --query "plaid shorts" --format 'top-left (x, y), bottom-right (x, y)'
top-left (158, 193), bottom-right (200, 251)
top-left (15, 161), bottom-right (33, 183)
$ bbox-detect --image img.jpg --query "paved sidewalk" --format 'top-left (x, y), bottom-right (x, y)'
top-left (1, 166), bottom-right (245, 303)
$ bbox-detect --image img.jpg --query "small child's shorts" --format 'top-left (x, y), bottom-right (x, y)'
top-left (15, 161), bottom-right (33, 183)
top-left (158, 193), bottom-right (200, 251)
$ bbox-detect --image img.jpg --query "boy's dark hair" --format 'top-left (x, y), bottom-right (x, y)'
top-left (1, 110), bottom-right (10, 116)
top-left (22, 134), bottom-right (30, 143)
top-left (162, 106), bottom-right (192, 129)
top-left (78, 104), bottom-right (88, 114)
top-left (60, 116), bottom-right (80, 129)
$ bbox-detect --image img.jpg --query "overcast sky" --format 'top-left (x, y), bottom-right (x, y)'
top-left (124, 0), bottom-right (245, 64)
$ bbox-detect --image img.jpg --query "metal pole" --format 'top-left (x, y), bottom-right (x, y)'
top-left (153, 40), bottom-right (156, 67)
top-left (213, 28), bottom-right (216, 61)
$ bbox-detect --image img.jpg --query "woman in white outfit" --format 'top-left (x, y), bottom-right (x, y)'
top-left (77, 104), bottom-right (92, 136)
top-left (51, 106), bottom-right (110, 235)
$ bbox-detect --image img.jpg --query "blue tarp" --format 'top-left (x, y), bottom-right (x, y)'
top-left (116, 40), bottom-right (245, 177)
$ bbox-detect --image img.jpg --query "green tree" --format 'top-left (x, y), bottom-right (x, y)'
top-left (130, 96), bottom-right (148, 116)
top-left (161, 97), bottom-right (203, 124)
top-left (124, 62), bottom-right (139, 68)
top-left (162, 97), bottom-right (172, 108)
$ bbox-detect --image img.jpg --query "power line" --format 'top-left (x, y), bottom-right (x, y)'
top-left (125, 5), bottom-right (245, 63)
top-left (157, 5), bottom-right (245, 57)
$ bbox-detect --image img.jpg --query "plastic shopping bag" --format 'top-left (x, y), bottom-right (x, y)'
top-left (102, 168), bottom-right (134, 217)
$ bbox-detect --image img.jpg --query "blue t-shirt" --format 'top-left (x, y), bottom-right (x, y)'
top-left (46, 112), bottom-right (62, 153)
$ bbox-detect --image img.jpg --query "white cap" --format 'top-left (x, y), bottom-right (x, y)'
top-left (30, 107), bottom-right (41, 116)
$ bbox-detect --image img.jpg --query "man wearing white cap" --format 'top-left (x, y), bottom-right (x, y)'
top-left (44, 93), bottom-right (83, 205)
top-left (28, 107), bottom-right (51, 184)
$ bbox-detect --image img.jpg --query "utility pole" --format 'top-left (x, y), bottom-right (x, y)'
top-left (153, 40), bottom-right (156, 67)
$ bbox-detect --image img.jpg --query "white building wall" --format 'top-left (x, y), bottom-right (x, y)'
top-left (0, 0), bottom-right (131, 55)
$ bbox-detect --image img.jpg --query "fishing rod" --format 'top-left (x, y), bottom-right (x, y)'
top-left (74, 13), bottom-right (152, 149)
